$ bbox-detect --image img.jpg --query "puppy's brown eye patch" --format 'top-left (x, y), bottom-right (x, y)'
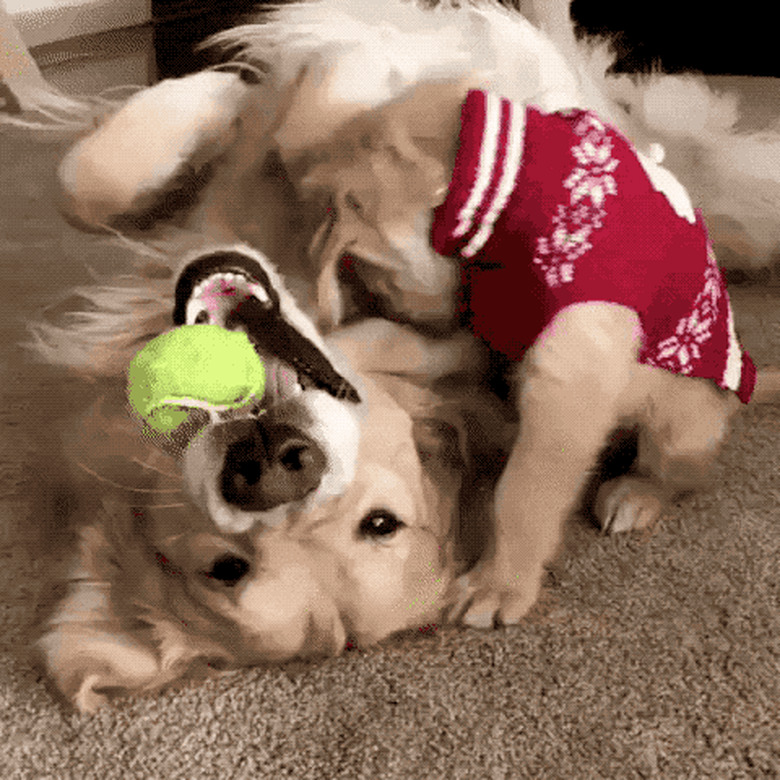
top-left (204, 555), bottom-right (250, 586)
top-left (359, 511), bottom-right (404, 539)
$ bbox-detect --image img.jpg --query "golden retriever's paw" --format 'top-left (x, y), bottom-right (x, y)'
top-left (595, 475), bottom-right (665, 534)
top-left (446, 564), bottom-right (542, 629)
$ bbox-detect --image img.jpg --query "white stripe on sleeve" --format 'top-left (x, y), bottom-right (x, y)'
top-left (723, 301), bottom-right (743, 393)
top-left (453, 92), bottom-right (502, 239)
top-left (462, 98), bottom-right (525, 259)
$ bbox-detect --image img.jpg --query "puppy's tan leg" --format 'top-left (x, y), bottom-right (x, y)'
top-left (450, 303), bottom-right (642, 627)
top-left (595, 368), bottom-right (740, 533)
top-left (327, 318), bottom-right (483, 381)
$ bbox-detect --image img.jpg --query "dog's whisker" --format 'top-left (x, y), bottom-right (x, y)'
top-left (76, 461), bottom-right (184, 493)
top-left (159, 533), bottom-right (186, 545)
top-left (129, 457), bottom-right (181, 480)
top-left (100, 224), bottom-right (172, 263)
top-left (307, 212), bottom-right (334, 260)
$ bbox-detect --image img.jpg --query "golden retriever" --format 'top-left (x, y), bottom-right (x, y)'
top-left (12, 0), bottom-right (780, 709)
top-left (37, 244), bottom-right (513, 712)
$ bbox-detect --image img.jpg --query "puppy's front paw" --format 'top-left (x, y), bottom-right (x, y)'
top-left (595, 475), bottom-right (665, 534)
top-left (446, 562), bottom-right (542, 629)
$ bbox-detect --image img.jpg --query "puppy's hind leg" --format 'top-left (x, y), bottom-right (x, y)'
top-left (595, 368), bottom-right (741, 534)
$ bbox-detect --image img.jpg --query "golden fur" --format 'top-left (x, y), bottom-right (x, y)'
top-left (38, 263), bottom-right (512, 711)
top-left (10, 0), bottom-right (780, 709)
top-left (284, 86), bottom-right (751, 625)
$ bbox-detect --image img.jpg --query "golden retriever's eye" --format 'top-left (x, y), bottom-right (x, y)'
top-left (204, 554), bottom-right (250, 587)
top-left (359, 510), bottom-right (404, 539)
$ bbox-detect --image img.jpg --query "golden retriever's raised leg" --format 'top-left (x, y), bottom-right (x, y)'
top-left (595, 369), bottom-right (740, 533)
top-left (449, 303), bottom-right (642, 628)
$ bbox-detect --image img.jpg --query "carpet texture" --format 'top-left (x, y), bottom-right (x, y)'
top-left (1, 126), bottom-right (779, 779)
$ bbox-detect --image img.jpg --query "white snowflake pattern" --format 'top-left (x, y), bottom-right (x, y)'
top-left (647, 246), bottom-right (723, 375)
top-left (533, 113), bottom-right (619, 288)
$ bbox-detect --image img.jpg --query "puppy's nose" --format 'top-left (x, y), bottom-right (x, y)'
top-left (221, 423), bottom-right (326, 510)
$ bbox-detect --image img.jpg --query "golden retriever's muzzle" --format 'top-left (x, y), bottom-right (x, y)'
top-left (185, 390), bottom-right (360, 533)
top-left (174, 248), bottom-right (363, 533)
top-left (220, 418), bottom-right (326, 510)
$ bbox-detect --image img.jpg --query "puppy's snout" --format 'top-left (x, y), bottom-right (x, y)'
top-left (220, 422), bottom-right (326, 510)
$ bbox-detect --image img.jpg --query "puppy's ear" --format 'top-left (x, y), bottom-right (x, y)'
top-left (58, 71), bottom-right (251, 232)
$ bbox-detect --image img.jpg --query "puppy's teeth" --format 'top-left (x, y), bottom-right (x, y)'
top-left (249, 282), bottom-right (270, 303)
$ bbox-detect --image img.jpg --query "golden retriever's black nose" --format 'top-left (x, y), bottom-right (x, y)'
top-left (220, 422), bottom-right (326, 510)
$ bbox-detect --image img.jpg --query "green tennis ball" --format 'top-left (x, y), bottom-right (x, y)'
top-left (128, 325), bottom-right (266, 433)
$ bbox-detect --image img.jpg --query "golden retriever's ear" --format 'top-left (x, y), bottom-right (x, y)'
top-left (37, 618), bottom-right (162, 713)
top-left (38, 603), bottom-right (231, 712)
top-left (33, 524), bottom-right (159, 712)
top-left (36, 524), bottom-right (230, 711)
top-left (414, 394), bottom-right (517, 573)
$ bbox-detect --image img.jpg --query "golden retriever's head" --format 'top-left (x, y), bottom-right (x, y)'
top-left (37, 247), bottom-right (503, 712)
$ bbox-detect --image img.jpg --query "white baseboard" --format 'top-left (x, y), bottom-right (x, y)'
top-left (7, 0), bottom-right (151, 48)
top-left (34, 25), bottom-right (155, 92)
top-left (5, 0), bottom-right (155, 92)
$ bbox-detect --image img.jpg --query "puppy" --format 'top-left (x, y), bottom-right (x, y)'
top-left (298, 77), bottom-right (772, 627)
top-left (300, 81), bottom-right (779, 628)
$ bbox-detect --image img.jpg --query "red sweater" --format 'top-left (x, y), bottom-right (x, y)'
top-left (431, 90), bottom-right (756, 403)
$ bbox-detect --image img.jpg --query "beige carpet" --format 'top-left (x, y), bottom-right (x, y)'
top-left (1, 127), bottom-right (779, 778)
